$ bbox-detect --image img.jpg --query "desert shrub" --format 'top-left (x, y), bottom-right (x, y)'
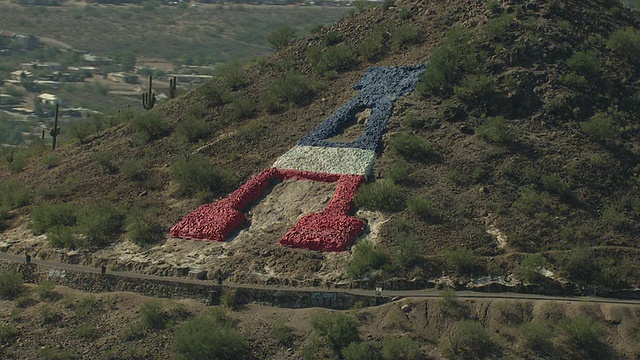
top-left (541, 173), bottom-right (571, 198)
top-left (453, 74), bottom-right (496, 102)
top-left (120, 160), bottom-right (146, 183)
top-left (387, 221), bottom-right (423, 269)
top-left (602, 205), bottom-right (627, 230)
top-left (126, 209), bottom-right (163, 246)
top-left (417, 27), bottom-right (482, 94)
top-left (386, 160), bottom-right (411, 184)
top-left (518, 321), bottom-right (553, 349)
top-left (446, 247), bottom-right (477, 275)
top-left (556, 316), bottom-right (605, 350)
top-left (76, 201), bottom-right (124, 247)
top-left (42, 153), bottom-right (61, 168)
top-left (567, 50), bottom-right (599, 75)
top-left (46, 225), bottom-right (80, 248)
top-left (198, 81), bottom-right (231, 107)
top-left (607, 27), bottom-right (640, 62)
top-left (171, 154), bottom-right (235, 198)
top-left (343, 342), bottom-right (378, 360)
top-left (358, 27), bottom-right (387, 61)
top-left (31, 203), bottom-right (77, 235)
top-left (440, 320), bottom-right (493, 359)
top-left (581, 113), bottom-right (619, 142)
top-left (439, 288), bottom-right (467, 318)
top-left (140, 300), bottom-right (168, 330)
top-left (391, 25), bottom-right (421, 49)
top-left (517, 253), bottom-right (546, 284)
top-left (0, 324), bottom-right (19, 345)
top-left (0, 180), bottom-right (30, 211)
top-left (0, 270), bottom-right (24, 299)
top-left (402, 113), bottom-right (424, 129)
top-left (323, 31), bottom-right (343, 46)
top-left (262, 73), bottom-right (316, 111)
top-left (216, 61), bottom-right (247, 90)
top-left (73, 295), bottom-right (99, 318)
top-left (563, 247), bottom-right (601, 285)
top-left (274, 318), bottom-right (294, 346)
top-left (220, 288), bottom-right (239, 309)
top-left (231, 97), bottom-right (255, 121)
top-left (355, 180), bottom-right (405, 212)
top-left (346, 239), bottom-right (389, 278)
top-left (484, 13), bottom-right (513, 40)
top-left (267, 25), bottom-right (296, 49)
top-left (560, 72), bottom-right (588, 87)
top-left (177, 115), bottom-right (210, 144)
top-left (92, 151), bottom-right (118, 174)
top-left (311, 312), bottom-right (360, 352)
top-left (476, 116), bottom-right (515, 145)
top-left (75, 323), bottom-right (100, 340)
top-left (487, 1), bottom-right (503, 14)
top-left (39, 304), bottom-right (61, 325)
top-left (130, 112), bottom-right (172, 143)
top-left (389, 133), bottom-right (435, 162)
top-left (381, 336), bottom-right (422, 360)
top-left (37, 281), bottom-right (57, 301)
top-left (39, 346), bottom-right (76, 360)
top-left (173, 308), bottom-right (247, 360)
top-left (407, 197), bottom-right (432, 220)
top-left (512, 187), bottom-right (553, 216)
top-left (307, 44), bottom-right (357, 76)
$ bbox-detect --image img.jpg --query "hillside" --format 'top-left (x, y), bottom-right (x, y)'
top-left (0, 0), bottom-right (639, 294)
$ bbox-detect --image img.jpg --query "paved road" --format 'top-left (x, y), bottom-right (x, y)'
top-left (2, 251), bottom-right (640, 306)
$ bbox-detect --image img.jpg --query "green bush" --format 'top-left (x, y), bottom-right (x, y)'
top-left (126, 209), bottom-right (164, 246)
top-left (387, 220), bottom-right (422, 269)
top-left (176, 113), bottom-right (210, 144)
top-left (417, 27), bottom-right (482, 94)
top-left (323, 31), bottom-right (343, 46)
top-left (357, 27), bottom-right (387, 62)
top-left (130, 112), bottom-right (172, 143)
top-left (140, 300), bottom-right (167, 330)
top-left (407, 197), bottom-right (433, 220)
top-left (453, 74), bottom-right (495, 102)
top-left (173, 308), bottom-right (247, 360)
top-left (75, 323), bottom-right (100, 340)
top-left (311, 312), bottom-right (360, 352)
top-left (567, 50), bottom-right (599, 75)
top-left (31, 203), bottom-right (77, 235)
top-left (556, 316), bottom-right (605, 349)
top-left (216, 61), bottom-right (247, 90)
top-left (171, 154), bottom-right (235, 198)
top-left (42, 153), bottom-right (61, 168)
top-left (386, 160), bottom-right (411, 184)
top-left (343, 342), bottom-right (378, 360)
top-left (607, 27), bottom-right (640, 62)
top-left (355, 180), bottom-right (405, 212)
top-left (391, 25), bottom-right (421, 49)
top-left (198, 81), bottom-right (232, 107)
top-left (267, 26), bottom-right (296, 49)
top-left (46, 225), bottom-right (80, 248)
top-left (120, 159), bottom-right (145, 181)
top-left (308, 44), bottom-right (357, 76)
top-left (231, 97), bottom-right (256, 121)
top-left (346, 239), bottom-right (389, 278)
top-left (517, 253), bottom-right (546, 284)
top-left (274, 318), bottom-right (294, 346)
top-left (0, 324), bottom-right (19, 345)
top-left (518, 321), bottom-right (553, 349)
top-left (541, 173), bottom-right (571, 198)
top-left (581, 113), bottom-right (619, 142)
top-left (487, 1), bottom-right (503, 14)
top-left (93, 151), bottom-right (118, 174)
top-left (446, 247), bottom-right (477, 275)
top-left (0, 270), bottom-right (24, 299)
top-left (563, 247), bottom-right (601, 285)
top-left (39, 304), bottom-right (61, 325)
top-left (602, 205), bottom-right (627, 230)
top-left (389, 133), bottom-right (435, 162)
top-left (476, 116), bottom-right (515, 145)
top-left (484, 13), bottom-right (513, 40)
top-left (0, 180), bottom-right (30, 211)
top-left (37, 281), bottom-right (58, 301)
top-left (76, 201), bottom-right (124, 247)
top-left (560, 72), bottom-right (588, 87)
top-left (261, 73), bottom-right (316, 111)
top-left (381, 336), bottom-right (422, 360)
top-left (440, 320), bottom-right (493, 359)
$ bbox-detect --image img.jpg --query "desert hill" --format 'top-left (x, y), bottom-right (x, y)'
top-left (0, 0), bottom-right (639, 292)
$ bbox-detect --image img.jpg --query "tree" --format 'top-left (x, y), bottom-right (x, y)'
top-left (267, 26), bottom-right (296, 49)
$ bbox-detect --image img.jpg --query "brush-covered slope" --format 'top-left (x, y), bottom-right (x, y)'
top-left (0, 0), bottom-right (639, 290)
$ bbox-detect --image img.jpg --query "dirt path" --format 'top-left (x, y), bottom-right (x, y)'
top-left (2, 251), bottom-right (640, 307)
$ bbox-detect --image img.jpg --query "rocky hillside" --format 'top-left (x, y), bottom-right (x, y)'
top-left (0, 0), bottom-right (639, 290)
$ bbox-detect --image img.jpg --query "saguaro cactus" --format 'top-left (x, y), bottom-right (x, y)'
top-left (169, 76), bottom-right (177, 99)
top-left (50, 103), bottom-right (61, 150)
top-left (142, 75), bottom-right (156, 110)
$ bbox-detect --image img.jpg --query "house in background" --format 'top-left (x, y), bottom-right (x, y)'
top-left (37, 93), bottom-right (58, 106)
